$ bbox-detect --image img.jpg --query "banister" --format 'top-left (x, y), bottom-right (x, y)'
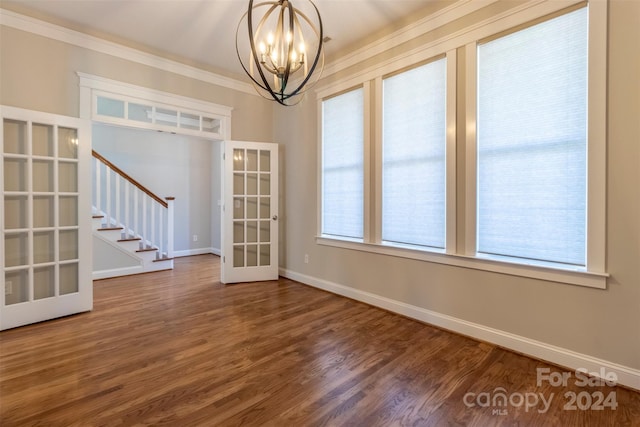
top-left (92, 150), bottom-right (168, 208)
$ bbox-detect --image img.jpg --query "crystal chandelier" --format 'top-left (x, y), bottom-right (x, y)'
top-left (236, 0), bottom-right (324, 106)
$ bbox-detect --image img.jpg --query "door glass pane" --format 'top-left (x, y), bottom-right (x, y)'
top-left (246, 221), bottom-right (258, 243)
top-left (259, 198), bottom-right (270, 219)
top-left (34, 265), bottom-right (55, 300)
top-left (259, 150), bottom-right (270, 172)
top-left (260, 174), bottom-right (270, 195)
top-left (97, 96), bottom-right (125, 118)
top-left (233, 246), bottom-right (244, 267)
top-left (3, 119), bottom-right (27, 154)
top-left (33, 196), bottom-right (54, 228)
top-left (233, 149), bottom-right (245, 171)
top-left (233, 173), bottom-right (245, 195)
top-left (58, 127), bottom-right (78, 159)
top-left (233, 197), bottom-right (245, 219)
top-left (247, 174), bottom-right (258, 195)
top-left (32, 123), bottom-right (54, 157)
top-left (259, 221), bottom-right (270, 243)
top-left (59, 162), bottom-right (78, 192)
top-left (5, 269), bottom-right (29, 305)
top-left (259, 245), bottom-right (270, 266)
top-left (33, 160), bottom-right (54, 192)
top-left (4, 196), bottom-right (28, 229)
top-left (59, 229), bottom-right (78, 261)
top-left (247, 150), bottom-right (258, 171)
top-left (246, 197), bottom-right (258, 219)
top-left (247, 245), bottom-right (258, 267)
top-left (59, 196), bottom-right (78, 227)
top-left (3, 158), bottom-right (27, 192)
top-left (33, 230), bottom-right (55, 264)
top-left (233, 221), bottom-right (245, 244)
top-left (5, 232), bottom-right (29, 267)
top-left (59, 263), bottom-right (78, 295)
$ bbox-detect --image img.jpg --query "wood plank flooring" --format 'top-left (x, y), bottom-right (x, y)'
top-left (1, 254), bottom-right (639, 426)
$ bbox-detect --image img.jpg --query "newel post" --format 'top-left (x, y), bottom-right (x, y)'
top-left (166, 197), bottom-right (175, 258)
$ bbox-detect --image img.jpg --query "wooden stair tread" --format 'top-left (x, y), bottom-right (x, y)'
top-left (117, 237), bottom-right (142, 242)
top-left (92, 215), bottom-right (104, 219)
top-left (153, 257), bottom-right (174, 263)
top-left (98, 227), bottom-right (124, 231)
top-left (136, 247), bottom-right (158, 253)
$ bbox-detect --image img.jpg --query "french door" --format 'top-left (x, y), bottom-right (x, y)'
top-left (221, 141), bottom-right (279, 284)
top-left (1, 106), bottom-right (92, 330)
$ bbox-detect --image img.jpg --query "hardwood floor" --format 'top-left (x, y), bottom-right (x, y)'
top-left (1, 255), bottom-right (639, 426)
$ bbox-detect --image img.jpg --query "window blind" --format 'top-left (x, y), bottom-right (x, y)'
top-left (477, 8), bottom-right (588, 266)
top-left (322, 88), bottom-right (364, 239)
top-left (382, 58), bottom-right (447, 249)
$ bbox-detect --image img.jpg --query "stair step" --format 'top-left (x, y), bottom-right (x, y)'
top-left (136, 247), bottom-right (158, 253)
top-left (118, 237), bottom-right (142, 242)
top-left (98, 227), bottom-right (124, 231)
top-left (153, 257), bottom-right (174, 263)
top-left (92, 215), bottom-right (104, 219)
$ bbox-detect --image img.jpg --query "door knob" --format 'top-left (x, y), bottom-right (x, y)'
top-left (272, 215), bottom-right (278, 220)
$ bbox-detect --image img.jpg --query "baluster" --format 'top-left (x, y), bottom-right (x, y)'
top-left (95, 158), bottom-right (101, 214)
top-left (105, 167), bottom-right (112, 227)
top-left (124, 181), bottom-right (130, 238)
top-left (115, 175), bottom-right (121, 229)
top-left (166, 197), bottom-right (175, 259)
top-left (159, 207), bottom-right (165, 258)
top-left (142, 195), bottom-right (147, 249)
top-left (151, 200), bottom-right (156, 253)
top-left (134, 190), bottom-right (139, 241)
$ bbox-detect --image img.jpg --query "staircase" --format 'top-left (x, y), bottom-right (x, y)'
top-left (92, 150), bottom-right (174, 279)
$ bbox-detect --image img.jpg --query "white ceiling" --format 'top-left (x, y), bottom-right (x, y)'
top-left (2, 0), bottom-right (439, 78)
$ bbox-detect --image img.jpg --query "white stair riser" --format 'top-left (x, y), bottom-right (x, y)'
top-left (117, 240), bottom-right (142, 252)
top-left (92, 206), bottom-right (174, 278)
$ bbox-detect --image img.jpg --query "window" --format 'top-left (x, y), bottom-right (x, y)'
top-left (321, 88), bottom-right (364, 239)
top-left (476, 8), bottom-right (588, 267)
top-left (382, 58), bottom-right (447, 249)
top-left (317, 1), bottom-right (606, 288)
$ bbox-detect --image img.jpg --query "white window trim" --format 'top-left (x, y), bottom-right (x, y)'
top-left (317, 0), bottom-right (608, 290)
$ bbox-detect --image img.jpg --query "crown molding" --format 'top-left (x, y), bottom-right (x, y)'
top-left (321, 0), bottom-right (499, 79)
top-left (0, 8), bottom-right (256, 96)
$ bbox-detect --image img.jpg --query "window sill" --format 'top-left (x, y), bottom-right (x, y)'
top-left (316, 236), bottom-right (608, 289)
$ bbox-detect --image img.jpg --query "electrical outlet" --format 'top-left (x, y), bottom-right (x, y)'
top-left (5, 281), bottom-right (12, 295)
top-left (193, 235), bottom-right (198, 242)
top-left (304, 254), bottom-right (309, 264)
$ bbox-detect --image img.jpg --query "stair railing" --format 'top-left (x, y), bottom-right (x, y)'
top-left (92, 150), bottom-right (174, 259)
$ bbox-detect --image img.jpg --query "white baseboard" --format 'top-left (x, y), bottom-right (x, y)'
top-left (280, 268), bottom-right (640, 391)
top-left (174, 247), bottom-right (220, 257)
top-left (93, 265), bottom-right (144, 280)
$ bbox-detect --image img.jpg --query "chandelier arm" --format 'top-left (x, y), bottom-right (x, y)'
top-left (254, 3), bottom-right (279, 75)
top-left (236, 13), bottom-right (272, 93)
top-left (285, 0), bottom-right (323, 99)
top-left (247, 0), bottom-right (287, 104)
top-left (279, 0), bottom-right (296, 97)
